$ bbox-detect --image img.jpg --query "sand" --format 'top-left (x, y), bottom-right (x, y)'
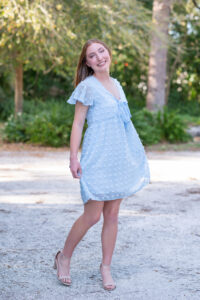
top-left (0, 148), bottom-right (200, 300)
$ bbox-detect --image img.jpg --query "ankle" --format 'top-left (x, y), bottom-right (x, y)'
top-left (101, 262), bottom-right (111, 267)
top-left (60, 251), bottom-right (71, 264)
top-left (100, 263), bottom-right (110, 272)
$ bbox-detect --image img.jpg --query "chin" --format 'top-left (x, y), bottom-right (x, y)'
top-left (99, 67), bottom-right (108, 72)
top-left (97, 65), bottom-right (109, 73)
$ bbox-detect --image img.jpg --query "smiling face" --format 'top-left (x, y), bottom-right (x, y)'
top-left (86, 42), bottom-right (111, 75)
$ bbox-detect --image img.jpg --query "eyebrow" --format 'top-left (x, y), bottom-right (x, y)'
top-left (87, 47), bottom-right (104, 56)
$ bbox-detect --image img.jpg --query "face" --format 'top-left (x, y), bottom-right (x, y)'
top-left (86, 43), bottom-right (111, 74)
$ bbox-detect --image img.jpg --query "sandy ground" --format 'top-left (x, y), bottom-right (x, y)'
top-left (0, 148), bottom-right (200, 300)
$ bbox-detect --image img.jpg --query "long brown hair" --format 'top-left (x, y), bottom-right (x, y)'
top-left (74, 39), bottom-right (112, 87)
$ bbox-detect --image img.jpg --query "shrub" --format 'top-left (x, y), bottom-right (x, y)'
top-left (26, 107), bottom-right (73, 147)
top-left (2, 100), bottom-right (192, 147)
top-left (0, 98), bottom-right (14, 120)
top-left (156, 107), bottom-right (192, 143)
top-left (130, 107), bottom-right (192, 145)
top-left (2, 113), bottom-right (31, 142)
top-left (2, 99), bottom-right (75, 147)
top-left (132, 108), bottom-right (162, 145)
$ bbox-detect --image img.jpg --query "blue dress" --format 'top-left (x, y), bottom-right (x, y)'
top-left (67, 75), bottom-right (150, 204)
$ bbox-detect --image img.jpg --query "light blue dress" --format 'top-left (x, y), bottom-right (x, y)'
top-left (67, 75), bottom-right (150, 204)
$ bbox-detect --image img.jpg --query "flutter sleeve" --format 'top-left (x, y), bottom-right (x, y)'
top-left (66, 82), bottom-right (94, 106)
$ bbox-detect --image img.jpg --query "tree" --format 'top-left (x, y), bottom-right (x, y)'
top-left (146, 0), bottom-right (171, 111)
top-left (167, 0), bottom-right (200, 106)
top-left (0, 0), bottom-right (154, 115)
top-left (0, 0), bottom-right (75, 115)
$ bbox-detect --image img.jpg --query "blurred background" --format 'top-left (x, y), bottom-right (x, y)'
top-left (0, 0), bottom-right (199, 149)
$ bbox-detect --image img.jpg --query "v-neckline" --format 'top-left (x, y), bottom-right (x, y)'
top-left (92, 75), bottom-right (121, 101)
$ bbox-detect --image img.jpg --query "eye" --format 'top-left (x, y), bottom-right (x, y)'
top-left (99, 48), bottom-right (105, 53)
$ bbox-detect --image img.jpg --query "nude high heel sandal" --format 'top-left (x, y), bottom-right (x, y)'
top-left (53, 250), bottom-right (71, 286)
top-left (100, 263), bottom-right (116, 291)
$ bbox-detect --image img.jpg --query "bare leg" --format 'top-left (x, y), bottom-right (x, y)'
top-left (56, 200), bottom-right (104, 284)
top-left (100, 198), bottom-right (122, 289)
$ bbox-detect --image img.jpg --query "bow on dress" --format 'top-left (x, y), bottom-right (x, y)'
top-left (117, 101), bottom-right (132, 124)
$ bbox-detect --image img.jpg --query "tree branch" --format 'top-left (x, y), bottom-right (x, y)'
top-left (192, 0), bottom-right (200, 9)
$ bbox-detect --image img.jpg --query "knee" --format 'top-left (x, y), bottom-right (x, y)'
top-left (83, 212), bottom-right (101, 227)
top-left (103, 208), bottom-right (119, 224)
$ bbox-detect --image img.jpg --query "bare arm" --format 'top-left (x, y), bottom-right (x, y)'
top-left (69, 101), bottom-right (89, 179)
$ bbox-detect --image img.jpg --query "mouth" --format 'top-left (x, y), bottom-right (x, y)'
top-left (97, 60), bottom-right (106, 67)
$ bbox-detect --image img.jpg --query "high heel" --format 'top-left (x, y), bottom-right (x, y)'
top-left (54, 250), bottom-right (71, 286)
top-left (100, 263), bottom-right (116, 291)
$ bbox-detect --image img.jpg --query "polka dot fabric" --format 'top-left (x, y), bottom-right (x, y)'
top-left (67, 75), bottom-right (150, 204)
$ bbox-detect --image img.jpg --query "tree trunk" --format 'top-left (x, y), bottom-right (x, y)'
top-left (14, 63), bottom-right (23, 116)
top-left (146, 0), bottom-right (171, 111)
top-left (165, 46), bottom-right (181, 105)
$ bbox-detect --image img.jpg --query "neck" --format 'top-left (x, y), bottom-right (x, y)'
top-left (93, 71), bottom-right (110, 82)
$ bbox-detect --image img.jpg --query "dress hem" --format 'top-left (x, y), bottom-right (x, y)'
top-left (82, 178), bottom-right (150, 205)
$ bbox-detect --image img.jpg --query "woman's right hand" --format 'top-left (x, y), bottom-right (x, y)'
top-left (69, 158), bottom-right (82, 179)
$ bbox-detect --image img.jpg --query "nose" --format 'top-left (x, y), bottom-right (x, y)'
top-left (96, 53), bottom-right (102, 61)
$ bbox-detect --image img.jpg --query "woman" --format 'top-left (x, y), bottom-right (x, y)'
top-left (54, 39), bottom-right (150, 291)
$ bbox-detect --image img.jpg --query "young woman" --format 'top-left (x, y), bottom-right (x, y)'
top-left (54, 39), bottom-right (150, 291)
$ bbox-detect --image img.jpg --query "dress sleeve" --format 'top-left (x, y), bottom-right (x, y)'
top-left (66, 82), bottom-right (94, 106)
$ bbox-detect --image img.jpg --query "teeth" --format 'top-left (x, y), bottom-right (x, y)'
top-left (98, 61), bottom-right (106, 66)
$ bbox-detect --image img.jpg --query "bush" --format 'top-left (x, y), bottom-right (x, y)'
top-left (0, 98), bottom-right (14, 120)
top-left (130, 107), bottom-right (191, 145)
top-left (2, 100), bottom-right (192, 147)
top-left (156, 107), bottom-right (192, 143)
top-left (2, 113), bottom-right (31, 142)
top-left (2, 99), bottom-right (76, 147)
top-left (26, 106), bottom-right (73, 147)
top-left (132, 108), bottom-right (162, 145)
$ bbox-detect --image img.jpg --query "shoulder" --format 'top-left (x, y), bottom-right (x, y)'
top-left (77, 75), bottom-right (94, 88)
top-left (66, 76), bottom-right (94, 106)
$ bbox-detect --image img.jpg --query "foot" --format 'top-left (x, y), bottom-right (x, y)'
top-left (100, 263), bottom-right (116, 291)
top-left (54, 251), bottom-right (71, 286)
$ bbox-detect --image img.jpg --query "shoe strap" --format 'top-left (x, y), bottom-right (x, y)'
top-left (56, 250), bottom-right (70, 263)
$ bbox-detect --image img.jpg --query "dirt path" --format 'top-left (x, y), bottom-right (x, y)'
top-left (0, 148), bottom-right (200, 300)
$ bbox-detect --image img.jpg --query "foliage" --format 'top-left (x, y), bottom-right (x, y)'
top-left (131, 107), bottom-right (192, 145)
top-left (0, 98), bottom-right (13, 120)
top-left (2, 113), bottom-right (31, 142)
top-left (167, 0), bottom-right (200, 106)
top-left (2, 99), bottom-right (76, 147)
top-left (168, 90), bottom-right (200, 116)
top-left (156, 107), bottom-right (192, 143)
top-left (0, 0), bottom-right (199, 113)
top-left (0, 0), bottom-right (73, 71)
top-left (2, 101), bottom-right (192, 147)
top-left (132, 108), bottom-right (162, 145)
top-left (0, 0), bottom-right (152, 75)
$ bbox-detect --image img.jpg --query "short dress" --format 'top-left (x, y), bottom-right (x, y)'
top-left (67, 75), bottom-right (150, 204)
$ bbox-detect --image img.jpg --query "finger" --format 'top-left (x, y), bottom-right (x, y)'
top-left (77, 168), bottom-right (82, 177)
top-left (72, 170), bottom-right (80, 179)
